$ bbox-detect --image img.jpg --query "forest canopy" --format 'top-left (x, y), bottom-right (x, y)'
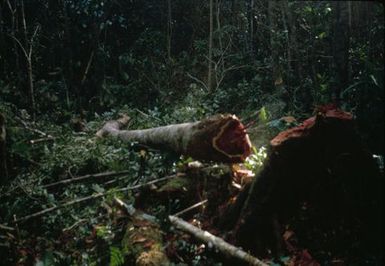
top-left (0, 1), bottom-right (383, 265)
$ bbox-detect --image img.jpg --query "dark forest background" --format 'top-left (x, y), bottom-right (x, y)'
top-left (0, 1), bottom-right (384, 265)
top-left (0, 1), bottom-right (383, 151)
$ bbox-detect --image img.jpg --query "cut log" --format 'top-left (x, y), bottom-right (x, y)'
top-left (96, 114), bottom-right (252, 163)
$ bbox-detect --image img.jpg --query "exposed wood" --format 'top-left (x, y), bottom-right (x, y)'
top-left (169, 215), bottom-right (268, 266)
top-left (96, 114), bottom-right (252, 163)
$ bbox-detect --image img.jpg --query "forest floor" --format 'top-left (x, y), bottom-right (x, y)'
top-left (0, 105), bottom-right (383, 266)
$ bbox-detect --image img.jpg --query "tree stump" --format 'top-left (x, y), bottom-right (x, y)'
top-left (220, 106), bottom-right (382, 259)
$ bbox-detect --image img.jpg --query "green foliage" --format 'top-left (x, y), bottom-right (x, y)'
top-left (244, 146), bottom-right (268, 175)
top-left (109, 246), bottom-right (124, 266)
top-left (0, 1), bottom-right (383, 264)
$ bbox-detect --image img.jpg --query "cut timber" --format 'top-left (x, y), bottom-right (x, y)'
top-left (96, 114), bottom-right (252, 163)
top-left (169, 215), bottom-right (268, 266)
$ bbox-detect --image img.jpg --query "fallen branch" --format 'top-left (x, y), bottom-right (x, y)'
top-left (169, 215), bottom-right (268, 266)
top-left (30, 136), bottom-right (55, 144)
top-left (0, 224), bottom-right (15, 231)
top-left (172, 199), bottom-right (208, 217)
top-left (96, 114), bottom-right (252, 163)
top-left (15, 116), bottom-right (54, 139)
top-left (15, 174), bottom-right (180, 223)
top-left (43, 170), bottom-right (131, 189)
top-left (62, 219), bottom-right (87, 232)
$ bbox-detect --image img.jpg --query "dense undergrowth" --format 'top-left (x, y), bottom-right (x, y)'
top-left (1, 101), bottom-right (270, 265)
top-left (0, 1), bottom-right (383, 265)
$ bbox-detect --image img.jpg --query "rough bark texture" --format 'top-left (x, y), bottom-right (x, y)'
top-left (97, 114), bottom-right (252, 163)
top-left (219, 106), bottom-right (382, 257)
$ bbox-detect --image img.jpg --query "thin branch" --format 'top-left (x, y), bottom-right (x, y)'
top-left (30, 136), bottom-right (55, 144)
top-left (43, 170), bottom-right (131, 189)
top-left (28, 25), bottom-right (40, 59)
top-left (14, 174), bottom-right (181, 223)
top-left (8, 34), bottom-right (28, 60)
top-left (81, 51), bottom-right (94, 85)
top-left (169, 215), bottom-right (268, 266)
top-left (14, 116), bottom-right (54, 138)
top-left (0, 224), bottom-right (15, 231)
top-left (172, 199), bottom-right (208, 217)
top-left (62, 219), bottom-right (88, 232)
top-left (186, 73), bottom-right (209, 91)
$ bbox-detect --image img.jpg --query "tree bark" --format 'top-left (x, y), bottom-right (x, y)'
top-left (96, 114), bottom-right (252, 163)
top-left (220, 106), bottom-right (381, 256)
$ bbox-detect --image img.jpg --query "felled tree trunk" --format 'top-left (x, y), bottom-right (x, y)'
top-left (0, 113), bottom-right (8, 183)
top-left (219, 106), bottom-right (382, 257)
top-left (96, 114), bottom-right (252, 163)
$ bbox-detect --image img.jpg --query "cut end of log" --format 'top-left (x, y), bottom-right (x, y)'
top-left (270, 107), bottom-right (353, 147)
top-left (212, 115), bottom-right (252, 162)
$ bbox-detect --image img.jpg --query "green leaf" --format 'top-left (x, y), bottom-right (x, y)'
top-left (110, 246), bottom-right (124, 266)
top-left (258, 106), bottom-right (268, 123)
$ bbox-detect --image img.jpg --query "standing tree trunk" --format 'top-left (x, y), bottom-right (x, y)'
top-left (167, 0), bottom-right (172, 60)
top-left (5, 0), bottom-right (21, 88)
top-left (20, 0), bottom-right (37, 121)
top-left (267, 0), bottom-right (287, 116)
top-left (249, 0), bottom-right (255, 57)
top-left (207, 0), bottom-right (213, 92)
top-left (332, 1), bottom-right (351, 106)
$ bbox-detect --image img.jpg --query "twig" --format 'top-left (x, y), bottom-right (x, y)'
top-left (172, 199), bottom-right (208, 217)
top-left (14, 116), bottom-right (54, 139)
top-left (81, 51), bottom-right (94, 85)
top-left (15, 174), bottom-right (180, 223)
top-left (43, 170), bottom-right (131, 189)
top-left (0, 224), bottom-right (15, 231)
top-left (169, 215), bottom-right (268, 266)
top-left (186, 73), bottom-right (209, 91)
top-left (62, 219), bottom-right (87, 232)
top-left (30, 136), bottom-right (55, 144)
